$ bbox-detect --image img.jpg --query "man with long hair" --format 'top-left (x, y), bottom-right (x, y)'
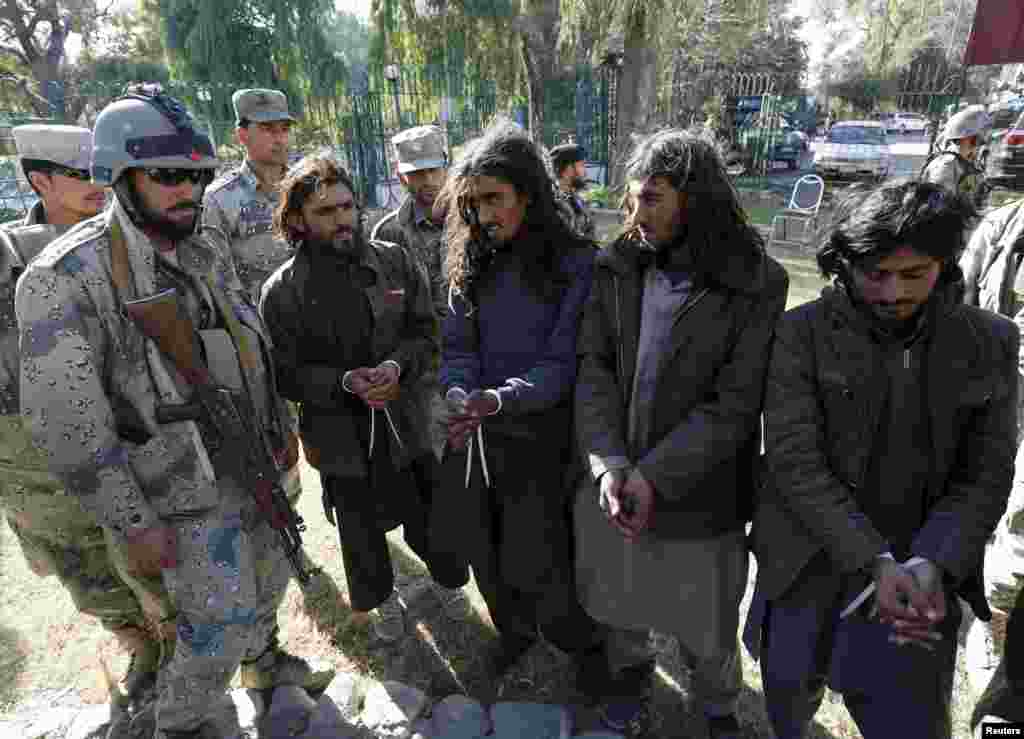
top-left (745, 180), bottom-right (1017, 739)
top-left (435, 119), bottom-right (607, 693)
top-left (260, 153), bottom-right (469, 643)
top-left (573, 128), bottom-right (788, 737)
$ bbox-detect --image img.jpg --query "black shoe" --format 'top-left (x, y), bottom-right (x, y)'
top-left (707, 713), bottom-right (743, 739)
top-left (484, 636), bottom-right (535, 678)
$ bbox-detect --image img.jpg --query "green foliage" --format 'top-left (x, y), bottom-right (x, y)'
top-left (157, 0), bottom-right (343, 123)
top-left (582, 184), bottom-right (613, 208)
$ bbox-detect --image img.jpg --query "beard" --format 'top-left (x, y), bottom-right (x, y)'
top-left (310, 219), bottom-right (364, 255)
top-left (118, 180), bottom-right (201, 242)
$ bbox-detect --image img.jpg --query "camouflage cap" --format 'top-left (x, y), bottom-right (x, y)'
top-left (392, 125), bottom-right (447, 173)
top-left (12, 125), bottom-right (92, 170)
top-left (233, 89), bottom-right (295, 125)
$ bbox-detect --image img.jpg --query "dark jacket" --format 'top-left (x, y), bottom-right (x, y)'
top-left (440, 240), bottom-right (595, 436)
top-left (371, 196), bottom-right (447, 321)
top-left (259, 238), bottom-right (437, 473)
top-left (574, 236), bottom-right (789, 538)
top-left (751, 282), bottom-right (1019, 620)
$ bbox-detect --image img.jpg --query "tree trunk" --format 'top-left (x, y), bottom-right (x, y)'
top-left (517, 0), bottom-right (560, 143)
top-left (610, 3), bottom-right (658, 187)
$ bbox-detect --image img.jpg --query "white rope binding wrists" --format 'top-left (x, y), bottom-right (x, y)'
top-left (465, 424), bottom-right (491, 488)
top-left (368, 406), bottom-right (404, 459)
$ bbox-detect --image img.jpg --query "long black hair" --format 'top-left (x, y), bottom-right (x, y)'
top-left (620, 128), bottom-right (764, 278)
top-left (816, 179), bottom-right (976, 287)
top-left (443, 118), bottom-right (579, 307)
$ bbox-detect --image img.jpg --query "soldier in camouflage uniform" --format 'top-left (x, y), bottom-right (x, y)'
top-left (0, 125), bottom-right (165, 701)
top-left (371, 126), bottom-right (450, 459)
top-left (958, 197), bottom-right (1024, 726)
top-left (202, 89), bottom-right (295, 303)
top-left (921, 106), bottom-right (989, 206)
top-left (202, 89), bottom-right (302, 504)
top-left (17, 88), bottom-right (332, 739)
top-left (550, 143), bottom-right (596, 241)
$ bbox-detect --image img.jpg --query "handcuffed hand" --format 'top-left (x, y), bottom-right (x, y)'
top-left (365, 362), bottom-right (401, 407)
top-left (344, 367), bottom-right (377, 405)
top-left (124, 525), bottom-right (177, 577)
top-left (888, 559), bottom-right (946, 650)
top-left (446, 388), bottom-right (479, 450)
top-left (616, 469), bottom-right (655, 539)
top-left (598, 468), bottom-right (633, 537)
top-left (464, 389), bottom-right (499, 417)
top-left (872, 557), bottom-right (944, 651)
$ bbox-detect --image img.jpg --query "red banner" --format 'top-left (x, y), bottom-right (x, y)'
top-left (964, 0), bottom-right (1024, 66)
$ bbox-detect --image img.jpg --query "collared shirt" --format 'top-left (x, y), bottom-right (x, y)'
top-left (202, 159), bottom-right (294, 303)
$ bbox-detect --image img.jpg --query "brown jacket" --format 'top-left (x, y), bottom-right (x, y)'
top-left (575, 236), bottom-right (789, 538)
top-left (752, 283), bottom-right (1018, 618)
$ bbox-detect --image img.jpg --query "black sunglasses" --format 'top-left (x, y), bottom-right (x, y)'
top-left (143, 168), bottom-right (214, 187)
top-left (50, 165), bottom-right (91, 182)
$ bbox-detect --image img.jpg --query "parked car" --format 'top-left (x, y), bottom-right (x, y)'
top-left (986, 109), bottom-right (1024, 189)
top-left (813, 121), bottom-right (892, 180)
top-left (888, 112), bottom-right (929, 134)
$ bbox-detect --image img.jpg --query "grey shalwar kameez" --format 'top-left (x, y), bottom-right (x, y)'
top-left (575, 265), bottom-right (747, 716)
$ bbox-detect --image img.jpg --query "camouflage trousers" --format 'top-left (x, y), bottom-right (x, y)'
top-left (146, 477), bottom-right (291, 733)
top-left (1, 474), bottom-right (152, 634)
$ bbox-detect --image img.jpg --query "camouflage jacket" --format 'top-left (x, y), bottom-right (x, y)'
top-left (202, 160), bottom-right (294, 303)
top-left (961, 199), bottom-right (1024, 316)
top-left (0, 223), bottom-right (69, 483)
top-left (16, 201), bottom-right (285, 537)
top-left (371, 196), bottom-right (447, 320)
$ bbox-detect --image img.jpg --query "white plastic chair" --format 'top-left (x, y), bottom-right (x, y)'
top-left (769, 174), bottom-right (825, 250)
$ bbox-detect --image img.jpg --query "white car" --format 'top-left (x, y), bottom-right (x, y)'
top-left (813, 121), bottom-right (892, 180)
top-left (889, 112), bottom-right (928, 134)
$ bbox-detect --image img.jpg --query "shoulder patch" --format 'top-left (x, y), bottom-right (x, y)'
top-left (205, 168), bottom-right (244, 197)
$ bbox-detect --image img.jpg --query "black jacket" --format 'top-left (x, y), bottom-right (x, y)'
top-left (751, 281), bottom-right (1019, 620)
top-left (259, 239), bottom-right (437, 473)
top-left (574, 235), bottom-right (789, 538)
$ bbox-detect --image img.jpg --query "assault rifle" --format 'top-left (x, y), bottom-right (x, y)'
top-left (123, 288), bottom-right (312, 585)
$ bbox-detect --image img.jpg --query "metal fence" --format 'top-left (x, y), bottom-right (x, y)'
top-left (0, 64), bottom-right (613, 210)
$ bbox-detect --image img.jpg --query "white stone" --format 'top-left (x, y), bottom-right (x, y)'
top-left (20, 705), bottom-right (82, 738)
top-left (428, 694), bottom-right (490, 739)
top-left (359, 680), bottom-right (429, 738)
top-left (66, 703), bottom-right (113, 739)
top-left (323, 671), bottom-right (366, 720)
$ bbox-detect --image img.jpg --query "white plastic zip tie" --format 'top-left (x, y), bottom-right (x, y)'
top-left (464, 424), bottom-right (491, 488)
top-left (840, 555), bottom-right (929, 619)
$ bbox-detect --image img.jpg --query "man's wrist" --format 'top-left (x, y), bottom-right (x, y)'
top-left (483, 389), bottom-right (502, 415)
top-left (341, 370), bottom-right (356, 394)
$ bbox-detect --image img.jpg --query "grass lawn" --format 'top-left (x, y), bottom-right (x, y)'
top-left (0, 252), bottom-right (982, 738)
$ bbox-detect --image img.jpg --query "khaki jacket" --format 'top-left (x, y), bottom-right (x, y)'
top-left (202, 160), bottom-right (294, 303)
